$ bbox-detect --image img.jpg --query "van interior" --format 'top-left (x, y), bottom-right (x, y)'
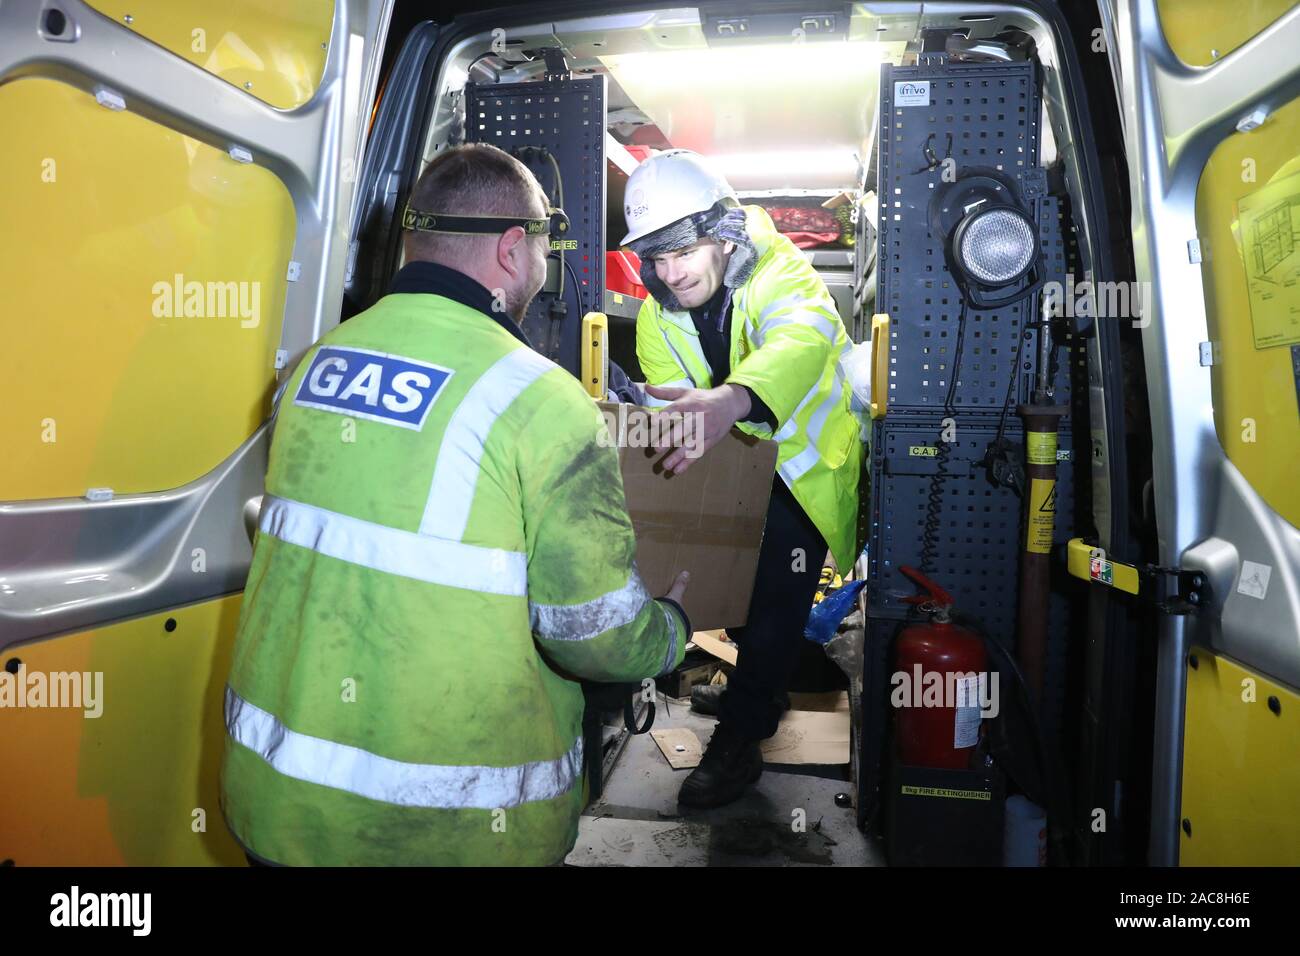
top-left (336, 4), bottom-right (1129, 866)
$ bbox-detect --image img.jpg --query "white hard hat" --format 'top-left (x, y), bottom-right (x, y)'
top-left (620, 149), bottom-right (739, 247)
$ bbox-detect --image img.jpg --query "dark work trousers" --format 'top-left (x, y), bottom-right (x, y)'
top-left (718, 475), bottom-right (828, 741)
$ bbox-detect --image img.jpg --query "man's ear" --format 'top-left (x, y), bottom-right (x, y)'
top-left (496, 226), bottom-right (527, 279)
top-left (722, 239), bottom-right (736, 256)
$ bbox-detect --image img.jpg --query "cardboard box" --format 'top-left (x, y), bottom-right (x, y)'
top-left (599, 402), bottom-right (777, 630)
top-left (650, 728), bottom-right (703, 769)
top-left (657, 653), bottom-right (723, 699)
top-left (690, 629), bottom-right (738, 665)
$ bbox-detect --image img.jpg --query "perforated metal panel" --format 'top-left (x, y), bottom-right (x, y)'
top-left (868, 419), bottom-right (1072, 630)
top-left (467, 75), bottom-right (605, 375)
top-left (864, 417), bottom-right (1082, 751)
top-left (863, 70), bottom-right (1089, 767)
top-left (877, 59), bottom-right (1044, 414)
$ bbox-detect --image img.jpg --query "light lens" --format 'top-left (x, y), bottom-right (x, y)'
top-left (958, 208), bottom-right (1035, 284)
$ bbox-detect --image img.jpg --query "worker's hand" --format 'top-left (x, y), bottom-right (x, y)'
top-left (644, 383), bottom-right (751, 475)
top-left (664, 570), bottom-right (690, 605)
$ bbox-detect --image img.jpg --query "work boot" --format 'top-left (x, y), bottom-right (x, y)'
top-left (689, 683), bottom-right (726, 715)
top-left (677, 723), bottom-right (763, 809)
top-left (689, 684), bottom-right (791, 718)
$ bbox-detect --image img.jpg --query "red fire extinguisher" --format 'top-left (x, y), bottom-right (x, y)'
top-left (894, 566), bottom-right (989, 770)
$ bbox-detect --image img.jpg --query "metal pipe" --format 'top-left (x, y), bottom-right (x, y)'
top-left (1017, 297), bottom-right (1065, 704)
top-left (1016, 402), bottom-right (1068, 704)
top-left (1035, 306), bottom-right (1055, 403)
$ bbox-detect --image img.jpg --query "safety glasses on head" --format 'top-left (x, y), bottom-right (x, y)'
top-left (402, 205), bottom-right (571, 241)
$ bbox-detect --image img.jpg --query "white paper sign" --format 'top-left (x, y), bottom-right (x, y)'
top-left (894, 80), bottom-right (931, 107)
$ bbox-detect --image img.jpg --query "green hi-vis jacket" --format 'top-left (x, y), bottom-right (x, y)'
top-left (636, 205), bottom-right (862, 571)
top-left (221, 283), bottom-right (688, 866)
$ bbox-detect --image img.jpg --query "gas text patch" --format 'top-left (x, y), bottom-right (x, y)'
top-left (293, 346), bottom-right (452, 431)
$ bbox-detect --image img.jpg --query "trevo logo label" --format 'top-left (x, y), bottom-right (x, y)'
top-left (894, 80), bottom-right (931, 106)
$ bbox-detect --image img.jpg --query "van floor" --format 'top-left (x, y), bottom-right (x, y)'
top-left (566, 698), bottom-right (885, 866)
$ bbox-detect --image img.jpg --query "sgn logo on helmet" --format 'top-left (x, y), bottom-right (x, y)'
top-left (625, 187), bottom-right (650, 223)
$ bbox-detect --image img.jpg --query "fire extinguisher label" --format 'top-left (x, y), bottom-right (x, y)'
top-left (901, 786), bottom-right (991, 801)
top-left (954, 675), bottom-right (983, 748)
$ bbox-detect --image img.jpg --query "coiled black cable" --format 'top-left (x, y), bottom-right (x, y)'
top-left (918, 457), bottom-right (946, 573)
top-left (995, 313), bottom-right (1035, 448)
top-left (918, 300), bottom-right (968, 574)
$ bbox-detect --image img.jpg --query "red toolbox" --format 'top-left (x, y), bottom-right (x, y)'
top-left (606, 250), bottom-right (646, 298)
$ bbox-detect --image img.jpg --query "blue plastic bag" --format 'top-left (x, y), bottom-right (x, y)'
top-left (804, 579), bottom-right (868, 645)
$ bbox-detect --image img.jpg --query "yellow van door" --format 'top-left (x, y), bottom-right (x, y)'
top-left (1102, 0), bottom-right (1300, 865)
top-left (0, 0), bottom-right (393, 865)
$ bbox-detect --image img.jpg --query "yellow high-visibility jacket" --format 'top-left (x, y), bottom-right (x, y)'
top-left (636, 205), bottom-right (862, 570)
top-left (222, 265), bottom-right (687, 865)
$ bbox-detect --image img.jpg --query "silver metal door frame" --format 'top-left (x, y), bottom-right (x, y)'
top-left (1101, 0), bottom-right (1300, 866)
top-left (0, 0), bottom-right (394, 649)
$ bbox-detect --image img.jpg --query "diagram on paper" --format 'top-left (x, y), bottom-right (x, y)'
top-left (1251, 201), bottom-right (1296, 277)
top-left (1238, 170), bottom-right (1300, 349)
